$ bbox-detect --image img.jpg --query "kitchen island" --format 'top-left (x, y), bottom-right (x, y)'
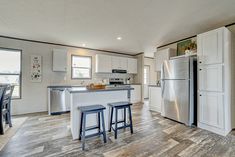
top-left (68, 86), bottom-right (134, 140)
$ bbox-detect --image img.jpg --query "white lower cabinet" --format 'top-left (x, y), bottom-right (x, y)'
top-left (149, 86), bottom-right (161, 112)
top-left (198, 92), bottom-right (224, 129)
top-left (130, 85), bottom-right (141, 103)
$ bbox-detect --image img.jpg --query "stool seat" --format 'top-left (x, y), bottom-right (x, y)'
top-left (78, 105), bottom-right (105, 112)
top-left (108, 101), bottom-right (132, 108)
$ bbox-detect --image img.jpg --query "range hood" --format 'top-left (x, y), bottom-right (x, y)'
top-left (112, 69), bottom-right (127, 73)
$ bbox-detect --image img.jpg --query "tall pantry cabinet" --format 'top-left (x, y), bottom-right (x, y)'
top-left (197, 27), bottom-right (235, 136)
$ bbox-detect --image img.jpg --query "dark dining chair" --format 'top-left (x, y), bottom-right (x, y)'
top-left (0, 85), bottom-right (14, 135)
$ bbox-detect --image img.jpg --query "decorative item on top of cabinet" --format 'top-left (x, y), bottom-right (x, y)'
top-left (177, 39), bottom-right (197, 56)
top-left (52, 49), bottom-right (67, 72)
top-left (197, 27), bottom-right (235, 136)
top-left (30, 55), bottom-right (42, 82)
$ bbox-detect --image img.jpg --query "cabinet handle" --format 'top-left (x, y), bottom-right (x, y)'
top-left (199, 61), bottom-right (202, 64)
top-left (199, 94), bottom-right (202, 96)
top-left (199, 69), bottom-right (202, 71)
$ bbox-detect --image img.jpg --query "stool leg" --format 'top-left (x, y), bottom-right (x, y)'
top-left (0, 113), bottom-right (4, 135)
top-left (124, 107), bottom-right (126, 127)
top-left (109, 107), bottom-right (113, 132)
top-left (98, 112), bottom-right (101, 133)
top-left (128, 106), bottom-right (133, 134)
top-left (82, 113), bottom-right (86, 150)
top-left (79, 112), bottom-right (83, 140)
top-left (101, 111), bottom-right (107, 143)
top-left (115, 108), bottom-right (118, 139)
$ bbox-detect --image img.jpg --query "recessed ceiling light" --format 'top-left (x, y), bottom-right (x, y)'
top-left (117, 37), bottom-right (122, 40)
top-left (82, 43), bottom-right (86, 47)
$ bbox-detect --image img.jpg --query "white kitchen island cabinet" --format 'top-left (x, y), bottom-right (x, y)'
top-left (148, 85), bottom-right (161, 113)
top-left (69, 87), bottom-right (133, 140)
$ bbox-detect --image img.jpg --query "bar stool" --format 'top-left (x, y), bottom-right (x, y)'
top-left (78, 105), bottom-right (107, 150)
top-left (108, 101), bottom-right (133, 139)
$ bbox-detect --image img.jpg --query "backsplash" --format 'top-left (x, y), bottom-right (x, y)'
top-left (49, 72), bottom-right (134, 86)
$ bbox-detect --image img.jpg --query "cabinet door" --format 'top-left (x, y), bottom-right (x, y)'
top-left (149, 87), bottom-right (162, 112)
top-left (130, 85), bottom-right (141, 103)
top-left (119, 57), bottom-right (128, 70)
top-left (197, 28), bottom-right (223, 65)
top-left (95, 54), bottom-right (112, 73)
top-left (155, 49), bottom-right (171, 71)
top-left (111, 56), bottom-right (121, 69)
top-left (53, 49), bottom-right (67, 72)
top-left (198, 92), bottom-right (224, 129)
top-left (155, 52), bottom-right (162, 71)
top-left (127, 58), bottom-right (137, 74)
top-left (198, 64), bottom-right (223, 92)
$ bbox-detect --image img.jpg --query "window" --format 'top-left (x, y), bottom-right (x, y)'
top-left (0, 48), bottom-right (21, 98)
top-left (71, 55), bottom-right (92, 79)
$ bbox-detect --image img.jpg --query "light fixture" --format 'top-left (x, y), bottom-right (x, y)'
top-left (82, 43), bottom-right (86, 47)
top-left (117, 37), bottom-right (122, 40)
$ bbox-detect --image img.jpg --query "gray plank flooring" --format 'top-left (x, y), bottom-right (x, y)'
top-left (1, 103), bottom-right (235, 157)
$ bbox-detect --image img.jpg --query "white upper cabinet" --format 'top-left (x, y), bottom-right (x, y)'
top-left (95, 54), bottom-right (136, 73)
top-left (197, 28), bottom-right (223, 65)
top-left (95, 54), bottom-right (112, 73)
top-left (111, 56), bottom-right (127, 70)
top-left (52, 49), bottom-right (67, 72)
top-left (111, 56), bottom-right (120, 69)
top-left (155, 48), bottom-right (176, 71)
top-left (127, 58), bottom-right (137, 74)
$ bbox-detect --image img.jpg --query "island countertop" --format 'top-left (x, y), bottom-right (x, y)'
top-left (68, 87), bottom-right (134, 93)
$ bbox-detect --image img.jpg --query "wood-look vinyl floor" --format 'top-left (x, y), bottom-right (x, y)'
top-left (1, 103), bottom-right (235, 157)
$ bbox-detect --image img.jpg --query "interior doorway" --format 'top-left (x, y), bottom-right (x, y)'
top-left (144, 65), bottom-right (150, 99)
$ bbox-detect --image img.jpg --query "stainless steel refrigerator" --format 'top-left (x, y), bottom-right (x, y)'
top-left (161, 56), bottom-right (197, 126)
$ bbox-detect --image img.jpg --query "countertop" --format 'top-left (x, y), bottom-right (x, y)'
top-left (148, 85), bottom-right (161, 88)
top-left (68, 87), bottom-right (134, 93)
top-left (47, 84), bottom-right (141, 88)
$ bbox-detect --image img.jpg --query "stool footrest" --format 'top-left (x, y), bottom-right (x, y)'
top-left (85, 125), bottom-right (99, 131)
top-left (111, 120), bottom-right (125, 124)
top-left (82, 132), bottom-right (104, 139)
top-left (111, 124), bottom-right (131, 131)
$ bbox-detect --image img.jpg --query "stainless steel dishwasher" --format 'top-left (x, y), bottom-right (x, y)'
top-left (48, 88), bottom-right (70, 115)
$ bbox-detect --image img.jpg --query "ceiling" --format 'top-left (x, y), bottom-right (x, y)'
top-left (0, 0), bottom-right (235, 56)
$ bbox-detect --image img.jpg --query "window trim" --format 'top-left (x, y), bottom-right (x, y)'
top-left (71, 55), bottom-right (92, 79)
top-left (0, 47), bottom-right (22, 99)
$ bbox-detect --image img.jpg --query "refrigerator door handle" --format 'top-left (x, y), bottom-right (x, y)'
top-left (161, 61), bottom-right (164, 80)
top-left (161, 80), bottom-right (165, 96)
top-left (161, 62), bottom-right (165, 96)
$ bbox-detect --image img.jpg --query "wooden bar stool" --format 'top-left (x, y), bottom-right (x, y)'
top-left (78, 105), bottom-right (107, 150)
top-left (108, 101), bottom-right (133, 139)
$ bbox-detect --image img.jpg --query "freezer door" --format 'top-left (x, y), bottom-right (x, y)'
top-left (161, 79), bottom-right (190, 125)
top-left (161, 57), bottom-right (189, 80)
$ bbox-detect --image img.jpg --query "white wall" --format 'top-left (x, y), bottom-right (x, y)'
top-left (0, 37), bottom-right (137, 115)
